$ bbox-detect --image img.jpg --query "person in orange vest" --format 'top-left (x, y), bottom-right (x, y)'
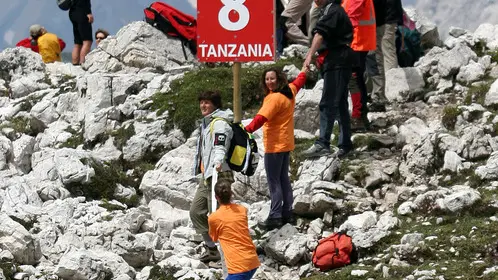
top-left (342, 0), bottom-right (376, 131)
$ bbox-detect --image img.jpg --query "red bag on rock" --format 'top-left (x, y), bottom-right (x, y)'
top-left (311, 232), bottom-right (357, 271)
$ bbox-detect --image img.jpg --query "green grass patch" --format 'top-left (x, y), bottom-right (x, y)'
top-left (464, 80), bottom-right (493, 106)
top-left (110, 123), bottom-right (135, 150)
top-left (59, 127), bottom-right (85, 149)
top-left (290, 137), bottom-right (317, 181)
top-left (0, 116), bottom-right (36, 136)
top-left (0, 261), bottom-right (16, 280)
top-left (441, 105), bottom-right (461, 130)
top-left (65, 159), bottom-right (153, 208)
top-left (150, 58), bottom-right (308, 137)
top-left (148, 265), bottom-right (181, 280)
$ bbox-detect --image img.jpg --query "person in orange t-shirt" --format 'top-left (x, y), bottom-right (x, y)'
top-left (208, 180), bottom-right (260, 280)
top-left (244, 66), bottom-right (307, 230)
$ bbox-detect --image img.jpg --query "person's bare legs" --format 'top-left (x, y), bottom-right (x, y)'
top-left (72, 44), bottom-right (82, 65)
top-left (79, 40), bottom-right (92, 64)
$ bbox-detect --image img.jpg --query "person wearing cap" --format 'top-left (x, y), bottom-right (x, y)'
top-left (28, 24), bottom-right (63, 64)
top-left (69, 0), bottom-right (93, 65)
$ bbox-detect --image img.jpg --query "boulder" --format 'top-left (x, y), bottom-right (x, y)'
top-left (338, 211), bottom-right (398, 248)
top-left (475, 151), bottom-right (498, 180)
top-left (294, 80), bottom-right (322, 134)
top-left (385, 68), bottom-right (425, 102)
top-left (264, 224), bottom-right (310, 265)
top-left (405, 8), bottom-right (442, 49)
top-left (84, 21), bottom-right (195, 73)
top-left (435, 186), bottom-right (481, 212)
top-left (485, 79), bottom-right (498, 107)
top-left (0, 213), bottom-right (41, 265)
top-left (474, 23), bottom-right (498, 50)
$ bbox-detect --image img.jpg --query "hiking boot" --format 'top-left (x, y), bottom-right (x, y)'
top-left (199, 245), bottom-right (221, 263)
top-left (335, 148), bottom-right (352, 159)
top-left (258, 217), bottom-right (283, 231)
top-left (282, 214), bottom-right (296, 225)
top-left (369, 102), bottom-right (387, 112)
top-left (301, 144), bottom-right (331, 158)
top-left (350, 118), bottom-right (367, 132)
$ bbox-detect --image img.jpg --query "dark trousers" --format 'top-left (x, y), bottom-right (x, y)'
top-left (353, 51), bottom-right (369, 119)
top-left (265, 152), bottom-right (293, 219)
top-left (316, 68), bottom-right (353, 150)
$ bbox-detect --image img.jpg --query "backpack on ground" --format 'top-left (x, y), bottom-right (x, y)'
top-left (144, 2), bottom-right (197, 60)
top-left (396, 26), bottom-right (423, 67)
top-left (312, 232), bottom-right (358, 271)
top-left (57, 0), bottom-right (74, 11)
top-left (210, 118), bottom-right (259, 176)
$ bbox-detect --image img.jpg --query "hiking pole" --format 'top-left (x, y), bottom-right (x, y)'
top-left (233, 62), bottom-right (242, 123)
top-left (211, 170), bottom-right (218, 213)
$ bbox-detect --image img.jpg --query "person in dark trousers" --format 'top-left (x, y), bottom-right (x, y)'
top-left (69, 0), bottom-right (93, 65)
top-left (244, 66), bottom-right (307, 230)
top-left (302, 0), bottom-right (354, 158)
top-left (191, 91), bottom-right (234, 262)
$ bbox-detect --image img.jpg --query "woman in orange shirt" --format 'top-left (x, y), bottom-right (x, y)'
top-left (244, 66), bottom-right (307, 230)
top-left (208, 180), bottom-right (260, 280)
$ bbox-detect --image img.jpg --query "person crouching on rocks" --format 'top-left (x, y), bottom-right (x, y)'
top-left (208, 179), bottom-right (260, 280)
top-left (244, 66), bottom-right (308, 230)
top-left (191, 91), bottom-right (235, 263)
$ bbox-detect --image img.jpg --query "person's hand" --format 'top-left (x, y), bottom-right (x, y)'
top-left (301, 64), bottom-right (310, 73)
top-left (303, 54), bottom-right (312, 72)
top-left (215, 164), bottom-right (222, 172)
top-left (87, 14), bottom-right (94, 24)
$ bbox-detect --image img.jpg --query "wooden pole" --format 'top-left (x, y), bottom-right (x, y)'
top-left (233, 62), bottom-right (242, 123)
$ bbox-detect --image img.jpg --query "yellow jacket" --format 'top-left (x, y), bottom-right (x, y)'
top-left (37, 33), bottom-right (62, 63)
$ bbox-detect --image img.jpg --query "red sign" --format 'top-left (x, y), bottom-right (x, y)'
top-left (197, 0), bottom-right (275, 62)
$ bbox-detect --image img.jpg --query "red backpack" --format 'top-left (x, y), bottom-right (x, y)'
top-left (312, 232), bottom-right (358, 271)
top-left (144, 2), bottom-right (197, 59)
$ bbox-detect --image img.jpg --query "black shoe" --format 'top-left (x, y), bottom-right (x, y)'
top-left (258, 218), bottom-right (283, 231)
top-left (282, 214), bottom-right (296, 225)
top-left (369, 102), bottom-right (387, 112)
top-left (351, 118), bottom-right (367, 132)
top-left (335, 148), bottom-right (352, 159)
top-left (199, 245), bottom-right (221, 262)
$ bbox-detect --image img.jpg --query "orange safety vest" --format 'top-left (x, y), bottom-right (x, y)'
top-left (342, 0), bottom-right (376, 51)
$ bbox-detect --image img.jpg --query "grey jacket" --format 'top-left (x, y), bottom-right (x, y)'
top-left (193, 109), bottom-right (234, 179)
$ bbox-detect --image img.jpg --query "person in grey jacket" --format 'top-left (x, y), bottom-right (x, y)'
top-left (191, 91), bottom-right (234, 263)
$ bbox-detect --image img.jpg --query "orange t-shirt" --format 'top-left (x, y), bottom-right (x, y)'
top-left (257, 84), bottom-right (298, 153)
top-left (208, 204), bottom-right (260, 274)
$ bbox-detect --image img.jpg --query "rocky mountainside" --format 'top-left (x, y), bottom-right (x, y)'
top-left (0, 0), bottom-right (195, 50)
top-left (413, 0), bottom-right (498, 39)
top-left (0, 14), bottom-right (498, 280)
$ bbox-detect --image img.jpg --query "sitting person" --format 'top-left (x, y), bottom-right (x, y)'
top-left (18, 25), bottom-right (64, 63)
top-left (208, 179), bottom-right (260, 280)
top-left (16, 27), bottom-right (66, 56)
top-left (95, 28), bottom-right (109, 46)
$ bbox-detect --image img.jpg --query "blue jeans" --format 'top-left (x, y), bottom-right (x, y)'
top-left (264, 152), bottom-right (293, 219)
top-left (226, 268), bottom-right (258, 280)
top-left (316, 68), bottom-right (353, 150)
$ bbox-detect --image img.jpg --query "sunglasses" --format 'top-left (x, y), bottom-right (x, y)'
top-left (96, 36), bottom-right (105, 40)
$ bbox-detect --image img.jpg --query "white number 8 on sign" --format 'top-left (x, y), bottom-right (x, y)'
top-left (218, 0), bottom-right (250, 31)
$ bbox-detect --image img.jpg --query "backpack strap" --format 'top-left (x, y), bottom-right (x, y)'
top-left (209, 117), bottom-right (229, 135)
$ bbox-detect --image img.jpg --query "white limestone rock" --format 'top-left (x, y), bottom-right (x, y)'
top-left (385, 67), bottom-right (425, 102)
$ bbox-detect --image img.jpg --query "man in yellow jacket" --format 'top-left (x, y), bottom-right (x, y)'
top-left (29, 24), bottom-right (62, 64)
